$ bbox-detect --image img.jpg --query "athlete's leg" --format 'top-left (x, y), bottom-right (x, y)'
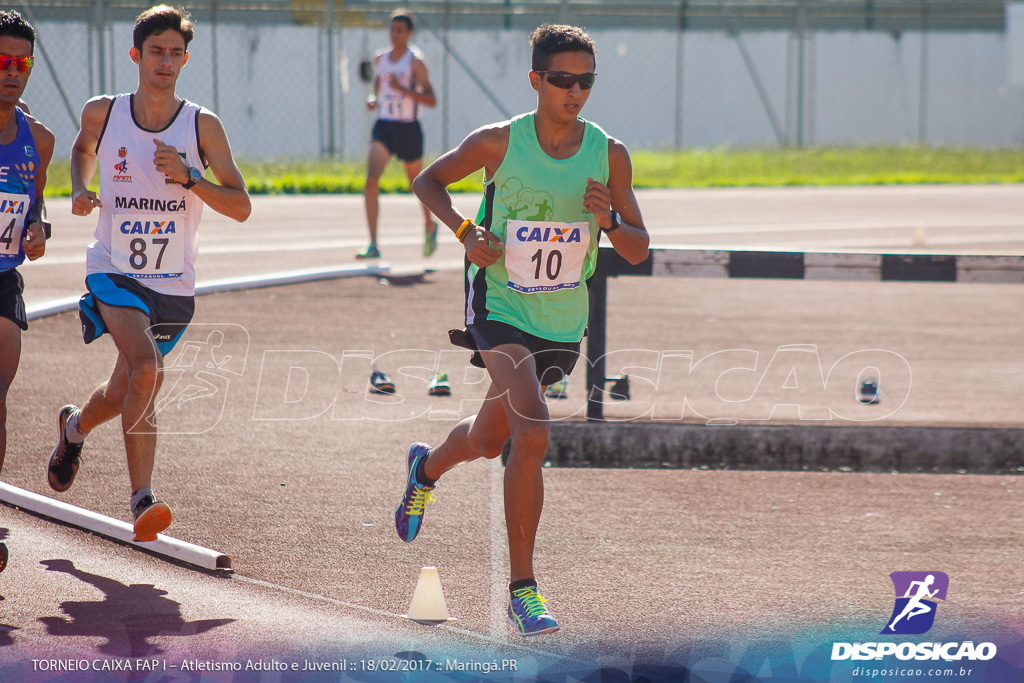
top-left (420, 381), bottom-right (512, 480)
top-left (403, 158), bottom-right (435, 232)
top-left (87, 302), bottom-right (164, 492)
top-left (364, 141), bottom-right (391, 248)
top-left (481, 344), bottom-right (549, 582)
top-left (0, 318), bottom-right (22, 474)
top-left (419, 343), bottom-right (548, 581)
top-left (77, 353), bottom-right (131, 434)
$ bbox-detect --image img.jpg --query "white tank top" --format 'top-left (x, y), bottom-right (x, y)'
top-left (376, 48), bottom-right (419, 122)
top-left (86, 94), bottom-right (205, 296)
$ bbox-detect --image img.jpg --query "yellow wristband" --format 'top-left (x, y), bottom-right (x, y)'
top-left (455, 218), bottom-right (475, 242)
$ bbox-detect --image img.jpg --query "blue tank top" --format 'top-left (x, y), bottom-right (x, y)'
top-left (0, 108), bottom-right (40, 272)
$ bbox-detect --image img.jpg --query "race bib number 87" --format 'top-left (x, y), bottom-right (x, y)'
top-left (111, 214), bottom-right (185, 279)
top-left (505, 219), bottom-right (590, 294)
top-left (0, 192), bottom-right (29, 257)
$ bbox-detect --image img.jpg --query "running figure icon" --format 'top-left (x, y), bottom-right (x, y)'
top-left (888, 574), bottom-right (938, 631)
top-left (881, 570), bottom-right (949, 635)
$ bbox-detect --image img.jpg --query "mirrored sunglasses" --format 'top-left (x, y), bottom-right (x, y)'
top-left (0, 53), bottom-right (33, 73)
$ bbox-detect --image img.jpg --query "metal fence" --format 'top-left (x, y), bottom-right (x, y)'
top-left (16, 0), bottom-right (1024, 161)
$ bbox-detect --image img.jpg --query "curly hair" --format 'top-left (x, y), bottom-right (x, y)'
top-left (0, 10), bottom-right (35, 54)
top-left (530, 24), bottom-right (595, 72)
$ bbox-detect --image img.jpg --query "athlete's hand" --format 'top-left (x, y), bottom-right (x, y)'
top-left (583, 177), bottom-right (614, 230)
top-left (366, 95), bottom-right (378, 110)
top-left (387, 73), bottom-right (405, 94)
top-left (152, 138), bottom-right (188, 184)
top-left (464, 227), bottom-right (504, 267)
top-left (71, 189), bottom-right (101, 216)
top-left (23, 222), bottom-right (46, 260)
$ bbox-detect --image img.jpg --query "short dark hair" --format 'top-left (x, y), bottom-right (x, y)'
top-left (0, 10), bottom-right (36, 54)
top-left (390, 11), bottom-right (414, 32)
top-left (530, 24), bottom-right (595, 72)
top-left (133, 5), bottom-right (194, 52)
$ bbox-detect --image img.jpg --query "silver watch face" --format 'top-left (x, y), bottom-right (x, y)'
top-left (189, 167), bottom-right (202, 183)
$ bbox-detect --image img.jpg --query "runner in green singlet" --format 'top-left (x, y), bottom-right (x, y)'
top-left (394, 24), bottom-right (649, 636)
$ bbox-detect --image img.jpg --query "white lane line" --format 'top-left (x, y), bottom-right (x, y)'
top-left (20, 237), bottom-right (455, 266)
top-left (490, 457), bottom-right (508, 639)
top-left (650, 222), bottom-right (1024, 237)
top-left (233, 574), bottom-right (589, 664)
top-left (657, 232), bottom-right (1024, 253)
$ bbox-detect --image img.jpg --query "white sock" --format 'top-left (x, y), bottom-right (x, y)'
top-left (130, 488), bottom-right (155, 512)
top-left (65, 411), bottom-right (87, 444)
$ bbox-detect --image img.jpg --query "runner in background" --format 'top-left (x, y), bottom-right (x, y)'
top-left (357, 10), bottom-right (437, 260)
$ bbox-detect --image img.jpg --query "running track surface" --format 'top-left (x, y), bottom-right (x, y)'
top-left (2, 187), bottom-right (1022, 677)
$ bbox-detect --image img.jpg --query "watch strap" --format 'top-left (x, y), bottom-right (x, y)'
top-left (603, 211), bottom-right (621, 233)
top-left (182, 167), bottom-right (201, 190)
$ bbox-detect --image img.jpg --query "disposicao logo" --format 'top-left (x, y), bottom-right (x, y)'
top-left (831, 571), bottom-right (997, 663)
top-left (882, 571), bottom-right (948, 635)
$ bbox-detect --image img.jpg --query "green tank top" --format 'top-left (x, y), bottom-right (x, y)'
top-left (466, 112), bottom-right (610, 342)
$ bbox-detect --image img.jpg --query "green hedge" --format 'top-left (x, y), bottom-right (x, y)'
top-left (44, 146), bottom-right (1024, 197)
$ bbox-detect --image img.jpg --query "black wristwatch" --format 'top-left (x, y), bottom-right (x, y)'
top-left (182, 166), bottom-right (202, 190)
top-left (603, 211), bottom-right (621, 233)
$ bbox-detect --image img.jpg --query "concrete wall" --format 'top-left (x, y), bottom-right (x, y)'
top-left (25, 23), bottom-right (1024, 160)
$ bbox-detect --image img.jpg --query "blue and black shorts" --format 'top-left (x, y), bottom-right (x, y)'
top-left (79, 273), bottom-right (195, 356)
top-left (371, 119), bottom-right (424, 163)
top-left (0, 268), bottom-right (27, 331)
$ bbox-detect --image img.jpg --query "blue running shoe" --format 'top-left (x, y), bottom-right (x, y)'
top-left (507, 586), bottom-right (560, 636)
top-left (395, 443), bottom-right (435, 543)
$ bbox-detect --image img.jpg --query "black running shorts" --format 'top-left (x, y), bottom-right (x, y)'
top-left (371, 119), bottom-right (424, 162)
top-left (0, 268), bottom-right (27, 331)
top-left (456, 319), bottom-right (581, 386)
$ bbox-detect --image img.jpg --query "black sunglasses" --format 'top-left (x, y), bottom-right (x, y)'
top-left (535, 71), bottom-right (596, 90)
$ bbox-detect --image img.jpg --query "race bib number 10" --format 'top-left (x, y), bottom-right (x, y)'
top-left (111, 214), bottom-right (185, 279)
top-left (0, 192), bottom-right (29, 257)
top-left (505, 219), bottom-right (591, 294)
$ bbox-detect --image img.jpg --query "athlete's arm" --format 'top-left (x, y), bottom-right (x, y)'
top-left (412, 123), bottom-right (509, 267)
top-left (391, 58), bottom-right (436, 108)
top-left (22, 117), bottom-right (55, 260)
top-left (367, 56), bottom-right (380, 110)
top-left (583, 138), bottom-right (649, 265)
top-left (154, 111), bottom-right (251, 222)
top-left (70, 96), bottom-right (111, 216)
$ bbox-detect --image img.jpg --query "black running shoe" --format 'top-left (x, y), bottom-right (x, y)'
top-left (48, 405), bottom-right (84, 492)
top-left (0, 542), bottom-right (8, 573)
